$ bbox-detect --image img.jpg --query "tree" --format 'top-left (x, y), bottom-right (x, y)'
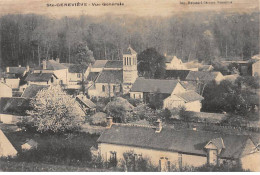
top-left (137, 48), bottom-right (166, 78)
top-left (119, 150), bottom-right (157, 172)
top-left (74, 43), bottom-right (95, 95)
top-left (27, 85), bottom-right (85, 133)
top-left (104, 97), bottom-right (134, 123)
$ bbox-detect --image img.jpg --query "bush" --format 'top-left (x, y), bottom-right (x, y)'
top-left (5, 131), bottom-right (99, 167)
top-left (118, 150), bottom-right (158, 172)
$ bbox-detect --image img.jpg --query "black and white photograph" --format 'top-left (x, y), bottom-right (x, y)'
top-left (0, 0), bottom-right (259, 172)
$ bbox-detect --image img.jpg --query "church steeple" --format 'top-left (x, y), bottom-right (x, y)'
top-left (122, 46), bottom-right (138, 93)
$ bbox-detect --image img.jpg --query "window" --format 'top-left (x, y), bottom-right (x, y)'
top-left (51, 77), bottom-right (54, 83)
top-left (113, 85), bottom-right (116, 92)
top-left (77, 73), bottom-right (81, 78)
top-left (159, 157), bottom-right (170, 172)
top-left (127, 57), bottom-right (129, 65)
top-left (102, 85), bottom-right (105, 92)
top-left (129, 57), bottom-right (131, 65)
top-left (109, 151), bottom-right (117, 167)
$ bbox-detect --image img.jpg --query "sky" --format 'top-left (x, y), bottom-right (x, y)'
top-left (0, 0), bottom-right (259, 18)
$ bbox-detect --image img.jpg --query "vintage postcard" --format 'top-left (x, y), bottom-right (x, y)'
top-left (0, 0), bottom-right (259, 172)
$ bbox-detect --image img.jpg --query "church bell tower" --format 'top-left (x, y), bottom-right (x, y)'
top-left (123, 46), bottom-right (138, 93)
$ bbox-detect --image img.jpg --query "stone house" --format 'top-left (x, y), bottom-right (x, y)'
top-left (130, 78), bottom-right (203, 111)
top-left (186, 71), bottom-right (224, 84)
top-left (25, 73), bottom-right (58, 85)
top-left (97, 119), bottom-right (260, 172)
top-left (33, 59), bottom-right (69, 85)
top-left (61, 63), bottom-right (89, 90)
top-left (165, 56), bottom-right (187, 70)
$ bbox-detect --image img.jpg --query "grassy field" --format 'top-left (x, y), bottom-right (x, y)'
top-left (0, 123), bottom-right (101, 171)
top-left (0, 160), bottom-right (111, 172)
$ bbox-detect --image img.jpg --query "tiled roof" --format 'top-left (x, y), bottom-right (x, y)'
top-left (199, 65), bottom-right (213, 71)
top-left (165, 70), bottom-right (191, 80)
top-left (7, 67), bottom-right (26, 74)
top-left (86, 72), bottom-right (100, 82)
top-left (92, 60), bottom-right (108, 68)
top-left (76, 95), bottom-right (96, 109)
top-left (96, 70), bottom-right (123, 84)
top-left (22, 84), bottom-right (49, 98)
top-left (176, 91), bottom-right (204, 102)
top-left (62, 63), bottom-right (88, 73)
top-left (0, 97), bottom-right (31, 115)
top-left (131, 78), bottom-right (179, 94)
top-left (25, 73), bottom-right (57, 82)
top-left (35, 60), bottom-right (68, 70)
top-left (98, 124), bottom-right (251, 159)
top-left (208, 138), bottom-right (225, 150)
top-left (123, 46), bottom-right (137, 55)
top-left (104, 60), bottom-right (123, 69)
top-left (179, 81), bottom-right (197, 91)
top-left (186, 71), bottom-right (221, 81)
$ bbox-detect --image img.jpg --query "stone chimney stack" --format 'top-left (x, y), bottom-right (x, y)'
top-left (26, 65), bottom-right (30, 72)
top-left (42, 60), bottom-right (47, 70)
top-left (106, 116), bottom-right (113, 128)
top-left (56, 58), bottom-right (60, 63)
top-left (6, 67), bottom-right (9, 73)
top-left (155, 119), bottom-right (162, 133)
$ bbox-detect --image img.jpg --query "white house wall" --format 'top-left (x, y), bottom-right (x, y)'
top-left (99, 143), bottom-right (207, 168)
top-left (252, 61), bottom-right (260, 77)
top-left (5, 79), bottom-right (20, 89)
top-left (240, 152), bottom-right (260, 172)
top-left (184, 101), bottom-right (202, 112)
top-left (0, 85), bottom-right (12, 97)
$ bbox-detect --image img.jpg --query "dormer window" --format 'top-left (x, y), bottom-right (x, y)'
top-left (204, 138), bottom-right (225, 165)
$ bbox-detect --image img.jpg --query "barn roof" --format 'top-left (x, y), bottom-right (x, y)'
top-left (25, 73), bottom-right (57, 82)
top-left (104, 60), bottom-right (123, 69)
top-left (98, 124), bottom-right (252, 159)
top-left (176, 91), bottom-right (204, 102)
top-left (6, 67), bottom-right (26, 74)
top-left (92, 60), bottom-right (108, 69)
top-left (22, 84), bottom-right (49, 98)
top-left (96, 70), bottom-right (123, 84)
top-left (186, 71), bottom-right (222, 81)
top-left (35, 60), bottom-right (68, 70)
top-left (86, 72), bottom-right (100, 82)
top-left (76, 95), bottom-right (96, 109)
top-left (165, 70), bottom-right (191, 80)
top-left (131, 78), bottom-right (179, 94)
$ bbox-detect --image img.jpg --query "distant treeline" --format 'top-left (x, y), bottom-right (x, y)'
top-left (0, 11), bottom-right (259, 68)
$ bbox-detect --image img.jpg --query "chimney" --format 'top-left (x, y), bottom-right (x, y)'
top-left (18, 65), bottom-right (21, 67)
top-left (6, 67), bottom-right (9, 73)
top-left (56, 58), bottom-right (60, 63)
top-left (155, 119), bottom-right (162, 133)
top-left (42, 60), bottom-right (47, 70)
top-left (26, 65), bottom-right (30, 72)
top-left (106, 116), bottom-right (113, 128)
